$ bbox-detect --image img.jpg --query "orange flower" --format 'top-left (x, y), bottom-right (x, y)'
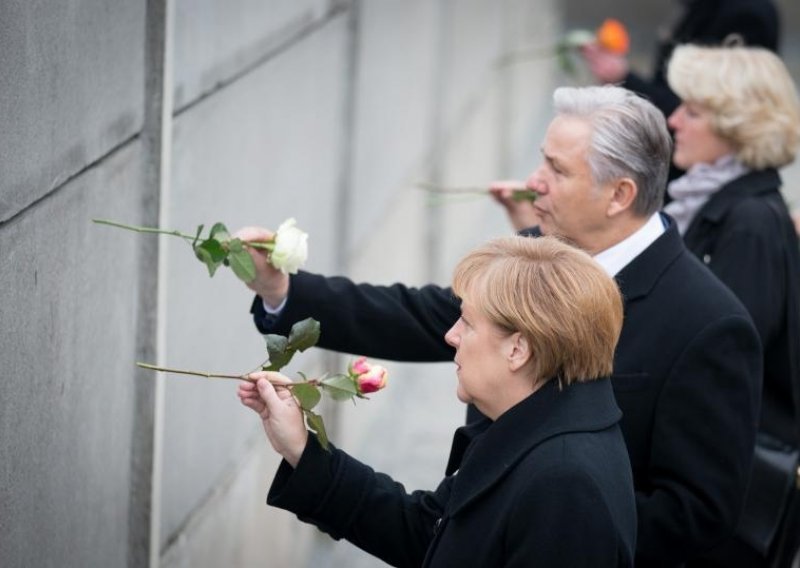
top-left (596, 18), bottom-right (629, 55)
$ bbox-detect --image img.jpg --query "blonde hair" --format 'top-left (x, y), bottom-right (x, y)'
top-left (667, 44), bottom-right (800, 169)
top-left (451, 236), bottom-right (623, 386)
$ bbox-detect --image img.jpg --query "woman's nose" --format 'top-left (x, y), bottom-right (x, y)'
top-left (444, 324), bottom-right (459, 348)
top-left (667, 106), bottom-right (682, 129)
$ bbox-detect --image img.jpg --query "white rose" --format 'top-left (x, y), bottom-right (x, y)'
top-left (270, 218), bottom-right (308, 274)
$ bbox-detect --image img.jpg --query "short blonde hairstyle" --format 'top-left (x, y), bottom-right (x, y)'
top-left (451, 236), bottom-right (623, 386)
top-left (667, 44), bottom-right (800, 169)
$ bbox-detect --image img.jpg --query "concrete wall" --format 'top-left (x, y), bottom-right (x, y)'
top-left (0, 1), bottom-right (148, 566)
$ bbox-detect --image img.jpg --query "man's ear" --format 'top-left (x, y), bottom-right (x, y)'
top-left (607, 178), bottom-right (638, 217)
top-left (508, 332), bottom-right (532, 372)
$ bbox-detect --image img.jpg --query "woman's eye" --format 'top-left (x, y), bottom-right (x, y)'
top-left (685, 105), bottom-right (701, 118)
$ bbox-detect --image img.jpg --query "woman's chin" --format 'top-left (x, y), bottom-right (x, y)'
top-left (672, 154), bottom-right (694, 171)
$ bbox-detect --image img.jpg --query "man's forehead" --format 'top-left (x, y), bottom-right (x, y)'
top-left (542, 116), bottom-right (591, 153)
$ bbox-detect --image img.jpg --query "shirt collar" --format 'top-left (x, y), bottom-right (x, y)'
top-left (593, 212), bottom-right (665, 277)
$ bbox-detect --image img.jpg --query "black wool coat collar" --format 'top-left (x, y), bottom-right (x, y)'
top-left (444, 378), bottom-right (622, 517)
top-left (685, 168), bottom-right (781, 231)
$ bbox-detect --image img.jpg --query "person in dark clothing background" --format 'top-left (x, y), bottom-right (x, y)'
top-left (581, 0), bottom-right (781, 185)
top-left (582, 0), bottom-right (780, 117)
top-left (663, 43), bottom-right (800, 567)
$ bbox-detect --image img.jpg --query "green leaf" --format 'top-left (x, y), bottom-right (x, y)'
top-left (263, 334), bottom-right (295, 371)
top-left (304, 410), bottom-right (329, 451)
top-left (209, 222), bottom-right (230, 242)
top-left (288, 318), bottom-right (321, 352)
top-left (227, 238), bottom-right (243, 252)
top-left (196, 237), bottom-right (227, 261)
top-left (228, 247), bottom-right (256, 283)
top-left (511, 191), bottom-right (537, 202)
top-left (192, 224), bottom-right (205, 248)
top-left (292, 383), bottom-right (321, 410)
top-left (194, 238), bottom-right (227, 277)
top-left (556, 44), bottom-right (576, 76)
top-left (320, 374), bottom-right (358, 401)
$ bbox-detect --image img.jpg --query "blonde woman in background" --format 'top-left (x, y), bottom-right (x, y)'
top-left (664, 44), bottom-right (800, 567)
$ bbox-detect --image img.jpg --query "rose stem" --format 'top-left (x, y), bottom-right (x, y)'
top-left (136, 362), bottom-right (318, 386)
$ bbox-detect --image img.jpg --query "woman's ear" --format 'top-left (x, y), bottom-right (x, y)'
top-left (507, 332), bottom-right (532, 372)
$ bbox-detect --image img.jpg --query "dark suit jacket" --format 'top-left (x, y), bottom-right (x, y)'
top-left (268, 379), bottom-right (637, 567)
top-left (252, 218), bottom-right (762, 566)
top-left (624, 0), bottom-right (780, 117)
top-left (683, 169), bottom-right (800, 444)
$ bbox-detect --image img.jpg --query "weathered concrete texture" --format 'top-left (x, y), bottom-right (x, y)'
top-left (172, 0), bottom-right (341, 110)
top-left (346, 0), bottom-right (557, 277)
top-left (0, 0), bottom-right (145, 223)
top-left (160, 434), bottom-right (319, 568)
top-left (160, 14), bottom-right (349, 548)
top-left (0, 143), bottom-right (144, 567)
top-left (346, 0), bottom-right (442, 251)
top-left (437, 0), bottom-right (560, 280)
top-left (497, 0), bottom-right (564, 177)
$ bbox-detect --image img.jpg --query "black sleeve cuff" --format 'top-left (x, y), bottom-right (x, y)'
top-left (268, 435), bottom-right (336, 516)
top-left (267, 435), bottom-right (378, 540)
top-left (250, 294), bottom-right (279, 334)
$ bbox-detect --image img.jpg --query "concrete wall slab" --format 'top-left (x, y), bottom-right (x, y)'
top-left (0, 143), bottom-right (143, 566)
top-left (160, 14), bottom-right (349, 546)
top-left (0, 0), bottom-right (145, 223)
top-left (172, 0), bottom-right (340, 110)
top-left (346, 0), bottom-right (441, 251)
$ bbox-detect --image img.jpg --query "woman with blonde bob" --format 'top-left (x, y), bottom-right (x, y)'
top-left (238, 236), bottom-right (637, 567)
top-left (664, 44), bottom-right (800, 566)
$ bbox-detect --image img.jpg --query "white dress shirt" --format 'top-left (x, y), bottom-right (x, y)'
top-left (592, 212), bottom-right (666, 277)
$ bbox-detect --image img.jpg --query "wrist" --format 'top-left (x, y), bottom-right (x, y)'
top-left (256, 276), bottom-right (290, 309)
top-left (284, 431), bottom-right (309, 468)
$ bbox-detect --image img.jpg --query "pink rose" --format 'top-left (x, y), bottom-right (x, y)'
top-left (349, 356), bottom-right (371, 376)
top-left (356, 365), bottom-right (388, 394)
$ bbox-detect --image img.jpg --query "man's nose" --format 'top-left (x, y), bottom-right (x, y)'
top-left (526, 171), bottom-right (544, 193)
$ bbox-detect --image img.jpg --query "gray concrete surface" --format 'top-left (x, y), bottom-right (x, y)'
top-left (0, 143), bottom-right (144, 566)
top-left (172, 0), bottom-right (339, 111)
top-left (0, 0), bottom-right (145, 223)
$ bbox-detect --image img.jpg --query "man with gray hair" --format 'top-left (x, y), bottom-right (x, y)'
top-left (237, 85), bottom-right (762, 566)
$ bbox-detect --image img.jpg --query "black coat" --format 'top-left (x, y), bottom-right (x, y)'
top-left (267, 379), bottom-right (637, 567)
top-left (624, 0), bottom-right (780, 117)
top-left (682, 169), bottom-right (800, 445)
top-left (253, 218), bottom-right (762, 566)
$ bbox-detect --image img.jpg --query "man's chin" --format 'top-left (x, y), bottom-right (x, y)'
top-left (455, 388), bottom-right (471, 405)
top-left (537, 222), bottom-right (558, 237)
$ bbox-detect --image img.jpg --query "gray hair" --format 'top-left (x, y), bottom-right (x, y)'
top-left (553, 86), bottom-right (672, 216)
